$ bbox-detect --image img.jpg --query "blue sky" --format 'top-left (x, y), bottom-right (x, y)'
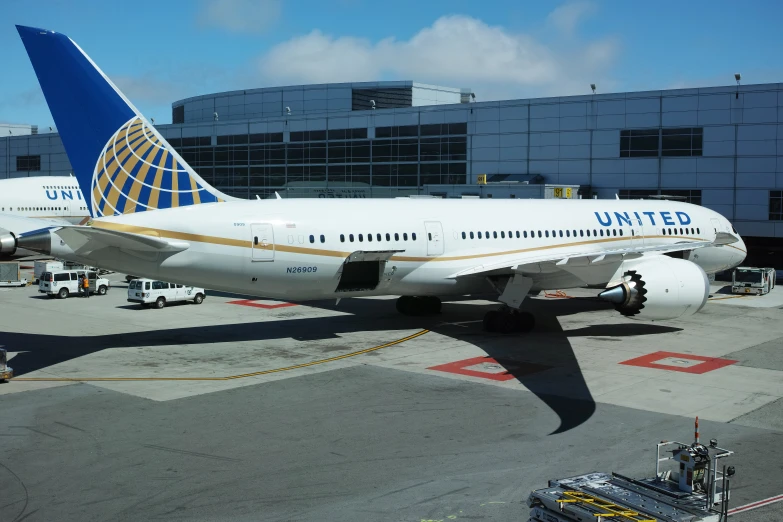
top-left (1, 0), bottom-right (781, 129)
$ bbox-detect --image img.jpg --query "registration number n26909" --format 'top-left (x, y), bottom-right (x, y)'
top-left (287, 266), bottom-right (318, 274)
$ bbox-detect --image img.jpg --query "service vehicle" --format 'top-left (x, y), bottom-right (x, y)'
top-left (127, 278), bottom-right (205, 309)
top-left (0, 262), bottom-right (27, 287)
top-left (528, 419), bottom-right (736, 522)
top-left (34, 260), bottom-right (63, 283)
top-left (38, 269), bottom-right (110, 298)
top-left (731, 266), bottom-right (776, 295)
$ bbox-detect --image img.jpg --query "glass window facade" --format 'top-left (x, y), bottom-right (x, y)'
top-left (771, 191), bottom-right (783, 221)
top-left (166, 124), bottom-right (468, 198)
top-left (16, 155), bottom-right (41, 171)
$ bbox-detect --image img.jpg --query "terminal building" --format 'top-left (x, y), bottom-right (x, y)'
top-left (1, 80), bottom-right (782, 266)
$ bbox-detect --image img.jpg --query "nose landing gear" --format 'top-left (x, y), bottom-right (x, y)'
top-left (483, 307), bottom-right (536, 333)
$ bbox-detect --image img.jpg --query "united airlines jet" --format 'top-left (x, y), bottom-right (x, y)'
top-left (0, 175), bottom-right (90, 259)
top-left (1, 26), bottom-right (747, 332)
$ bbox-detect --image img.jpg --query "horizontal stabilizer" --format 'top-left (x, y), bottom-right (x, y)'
top-left (56, 226), bottom-right (190, 254)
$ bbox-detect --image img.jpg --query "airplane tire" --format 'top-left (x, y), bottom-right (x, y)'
top-left (514, 311), bottom-right (536, 333)
top-left (483, 310), bottom-right (500, 331)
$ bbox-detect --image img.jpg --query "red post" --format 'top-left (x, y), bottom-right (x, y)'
top-left (695, 416), bottom-right (700, 444)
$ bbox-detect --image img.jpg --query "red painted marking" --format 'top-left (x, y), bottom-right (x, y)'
top-left (227, 299), bottom-right (297, 309)
top-left (428, 356), bottom-right (550, 382)
top-left (728, 493), bottom-right (783, 515)
top-left (619, 351), bottom-right (737, 374)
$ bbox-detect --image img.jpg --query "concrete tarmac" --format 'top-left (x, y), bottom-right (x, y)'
top-left (1, 279), bottom-right (782, 521)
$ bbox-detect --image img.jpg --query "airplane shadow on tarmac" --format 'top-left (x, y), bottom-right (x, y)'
top-left (1, 295), bottom-right (681, 435)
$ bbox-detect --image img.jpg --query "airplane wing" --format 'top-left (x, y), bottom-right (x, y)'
top-left (449, 236), bottom-right (734, 279)
top-left (53, 226), bottom-right (190, 254)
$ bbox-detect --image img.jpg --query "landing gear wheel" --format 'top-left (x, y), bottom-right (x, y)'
top-left (155, 297), bottom-right (166, 309)
top-left (483, 310), bottom-right (500, 331)
top-left (514, 311), bottom-right (536, 333)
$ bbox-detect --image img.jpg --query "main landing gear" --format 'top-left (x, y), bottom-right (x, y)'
top-left (483, 307), bottom-right (536, 334)
top-left (396, 295), bottom-right (442, 316)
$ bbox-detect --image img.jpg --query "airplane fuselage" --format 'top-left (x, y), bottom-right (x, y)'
top-left (51, 198), bottom-right (746, 301)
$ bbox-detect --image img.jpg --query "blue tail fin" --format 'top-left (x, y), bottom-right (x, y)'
top-left (16, 25), bottom-right (233, 218)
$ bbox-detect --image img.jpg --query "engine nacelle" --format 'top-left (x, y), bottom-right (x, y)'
top-left (599, 257), bottom-right (710, 321)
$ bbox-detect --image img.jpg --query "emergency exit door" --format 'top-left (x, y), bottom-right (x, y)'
top-left (424, 221), bottom-right (444, 256)
top-left (251, 223), bottom-right (274, 261)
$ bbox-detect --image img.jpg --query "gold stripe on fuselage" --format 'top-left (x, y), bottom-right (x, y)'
top-left (89, 220), bottom-right (708, 263)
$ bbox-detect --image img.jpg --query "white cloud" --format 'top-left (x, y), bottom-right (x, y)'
top-left (197, 0), bottom-right (281, 33)
top-left (547, 1), bottom-right (595, 35)
top-left (258, 14), bottom-right (618, 99)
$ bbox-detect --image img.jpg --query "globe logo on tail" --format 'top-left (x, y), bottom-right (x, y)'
top-left (91, 116), bottom-right (221, 217)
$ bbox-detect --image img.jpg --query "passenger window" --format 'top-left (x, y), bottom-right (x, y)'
top-left (376, 234), bottom-right (381, 241)
top-left (152, 281), bottom-right (163, 290)
top-left (619, 230), bottom-right (623, 236)
top-left (412, 233), bottom-right (416, 241)
top-left (478, 232), bottom-right (482, 239)
top-left (177, 284), bottom-right (183, 288)
top-left (367, 234), bottom-right (372, 242)
top-left (403, 233), bottom-right (408, 241)
top-left (145, 282), bottom-right (150, 290)
top-left (54, 273), bottom-right (70, 282)
top-left (485, 231), bottom-right (489, 239)
top-left (501, 231), bottom-right (505, 238)
top-left (509, 231), bottom-right (513, 238)
top-left (697, 228), bottom-right (700, 234)
top-left (320, 235), bottom-right (325, 243)
top-left (566, 230), bottom-right (570, 237)
top-left (340, 234), bottom-right (345, 242)
top-left (70, 273), bottom-right (78, 280)
top-left (537, 231), bottom-right (542, 238)
top-left (350, 234), bottom-right (354, 242)
top-left (394, 233), bottom-right (399, 241)
top-left (469, 232), bottom-right (474, 239)
top-left (493, 231), bottom-right (497, 239)
top-left (462, 232), bottom-right (466, 239)
top-left (545, 231), bottom-right (549, 238)
top-left (516, 231), bottom-right (520, 238)
top-left (559, 230), bottom-right (563, 237)
top-left (358, 234), bottom-right (363, 242)
top-left (309, 235), bottom-right (314, 243)
top-left (523, 231), bottom-right (528, 238)
top-left (386, 233), bottom-right (391, 241)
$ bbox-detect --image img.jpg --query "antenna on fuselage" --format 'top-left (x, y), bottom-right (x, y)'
top-left (275, 192), bottom-right (282, 200)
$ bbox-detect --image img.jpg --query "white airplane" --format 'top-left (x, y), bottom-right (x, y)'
top-left (2, 25), bottom-right (747, 332)
top-left (0, 175), bottom-right (90, 259)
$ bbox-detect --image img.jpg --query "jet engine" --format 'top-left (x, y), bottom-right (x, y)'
top-left (599, 257), bottom-right (710, 321)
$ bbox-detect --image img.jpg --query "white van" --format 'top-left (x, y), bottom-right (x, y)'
top-left (127, 279), bottom-right (205, 309)
top-left (39, 270), bottom-right (110, 299)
